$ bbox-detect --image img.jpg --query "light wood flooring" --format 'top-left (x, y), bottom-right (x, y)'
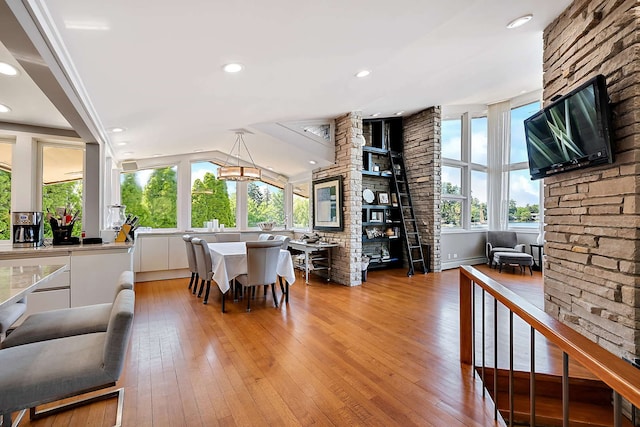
top-left (15, 265), bottom-right (555, 426)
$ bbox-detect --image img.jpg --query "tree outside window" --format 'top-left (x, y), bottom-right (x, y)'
top-left (293, 182), bottom-right (310, 229)
top-left (0, 141), bottom-right (11, 240)
top-left (120, 166), bottom-right (177, 228)
top-left (191, 161), bottom-right (235, 228)
top-left (247, 181), bottom-right (284, 227)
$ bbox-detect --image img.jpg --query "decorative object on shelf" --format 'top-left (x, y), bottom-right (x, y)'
top-left (217, 131), bottom-right (261, 181)
top-left (370, 210), bottom-right (383, 223)
top-left (362, 188), bottom-right (375, 204)
top-left (381, 246), bottom-right (390, 259)
top-left (373, 164), bottom-right (380, 172)
top-left (257, 221), bottom-right (276, 231)
top-left (365, 227), bottom-right (384, 239)
top-left (312, 175), bottom-right (343, 231)
top-left (391, 193), bottom-right (398, 207)
top-left (536, 230), bottom-right (545, 245)
top-left (377, 192), bottom-right (390, 205)
top-left (301, 232), bottom-right (320, 243)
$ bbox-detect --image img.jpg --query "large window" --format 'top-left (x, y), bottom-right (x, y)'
top-left (41, 144), bottom-right (84, 237)
top-left (120, 166), bottom-right (177, 228)
top-left (509, 101), bottom-right (541, 229)
top-left (191, 161), bottom-right (236, 229)
top-left (0, 141), bottom-right (11, 240)
top-left (441, 115), bottom-right (488, 229)
top-left (247, 180), bottom-right (284, 228)
top-left (292, 182), bottom-right (310, 229)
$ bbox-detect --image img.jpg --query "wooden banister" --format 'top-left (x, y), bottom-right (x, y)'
top-left (460, 265), bottom-right (640, 408)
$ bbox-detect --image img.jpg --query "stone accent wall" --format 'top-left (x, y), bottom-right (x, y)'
top-left (402, 107), bottom-right (442, 272)
top-left (542, 0), bottom-right (640, 359)
top-left (312, 112), bottom-right (363, 286)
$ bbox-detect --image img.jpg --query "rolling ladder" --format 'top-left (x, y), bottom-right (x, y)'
top-left (388, 151), bottom-right (428, 276)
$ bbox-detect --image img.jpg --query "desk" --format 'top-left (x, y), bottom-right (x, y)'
top-left (208, 242), bottom-right (296, 295)
top-left (0, 264), bottom-right (67, 309)
top-left (287, 240), bottom-right (339, 284)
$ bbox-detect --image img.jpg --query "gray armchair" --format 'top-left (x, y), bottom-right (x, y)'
top-left (486, 231), bottom-right (525, 267)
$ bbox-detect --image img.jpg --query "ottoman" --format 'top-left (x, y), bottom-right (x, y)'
top-left (493, 252), bottom-right (534, 275)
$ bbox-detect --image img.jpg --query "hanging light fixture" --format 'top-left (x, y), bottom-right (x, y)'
top-left (217, 131), bottom-right (262, 181)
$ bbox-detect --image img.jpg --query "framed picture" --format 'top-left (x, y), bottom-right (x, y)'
top-left (312, 175), bottom-right (343, 231)
top-left (377, 192), bottom-right (390, 205)
top-left (370, 210), bottom-right (384, 223)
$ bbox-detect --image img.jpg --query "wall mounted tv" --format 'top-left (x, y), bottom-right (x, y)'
top-left (524, 74), bottom-right (614, 180)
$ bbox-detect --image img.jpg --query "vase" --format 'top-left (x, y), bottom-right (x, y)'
top-left (536, 231), bottom-right (544, 245)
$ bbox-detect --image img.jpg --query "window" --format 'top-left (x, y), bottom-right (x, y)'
top-left (441, 118), bottom-right (462, 161)
top-left (247, 180), bottom-right (284, 228)
top-left (509, 101), bottom-right (541, 229)
top-left (190, 161), bottom-right (236, 229)
top-left (120, 166), bottom-right (178, 228)
top-left (441, 115), bottom-right (488, 229)
top-left (292, 182), bottom-right (310, 229)
top-left (41, 144), bottom-right (84, 237)
top-left (0, 141), bottom-right (11, 240)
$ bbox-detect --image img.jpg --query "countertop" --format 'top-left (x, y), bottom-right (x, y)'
top-left (0, 242), bottom-right (134, 257)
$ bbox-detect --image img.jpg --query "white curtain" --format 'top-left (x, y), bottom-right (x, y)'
top-left (487, 101), bottom-right (511, 230)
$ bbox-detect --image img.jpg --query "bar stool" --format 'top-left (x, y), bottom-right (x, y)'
top-left (0, 298), bottom-right (26, 341)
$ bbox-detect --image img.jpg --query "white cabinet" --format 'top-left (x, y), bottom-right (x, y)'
top-left (70, 249), bottom-right (133, 306)
top-left (168, 236), bottom-right (188, 270)
top-left (139, 236), bottom-right (169, 271)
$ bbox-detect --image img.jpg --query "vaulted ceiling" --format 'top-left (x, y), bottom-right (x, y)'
top-left (0, 0), bottom-right (571, 179)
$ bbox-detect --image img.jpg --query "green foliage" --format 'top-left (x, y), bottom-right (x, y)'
top-left (247, 182), bottom-right (284, 227)
top-left (470, 196), bottom-right (487, 226)
top-left (120, 173), bottom-right (151, 226)
top-left (0, 171), bottom-right (10, 240)
top-left (191, 172), bottom-right (235, 228)
top-left (293, 195), bottom-right (309, 228)
top-left (441, 199), bottom-right (462, 227)
top-left (142, 167), bottom-right (177, 228)
top-left (42, 180), bottom-right (83, 237)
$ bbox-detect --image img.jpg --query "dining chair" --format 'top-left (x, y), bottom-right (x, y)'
top-left (273, 235), bottom-right (291, 249)
top-left (215, 233), bottom-right (241, 242)
top-left (258, 233), bottom-right (274, 241)
top-left (191, 238), bottom-right (226, 311)
top-left (182, 235), bottom-right (199, 293)
top-left (235, 240), bottom-right (282, 312)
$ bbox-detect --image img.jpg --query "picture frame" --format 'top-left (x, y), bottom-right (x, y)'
top-left (377, 192), bottom-right (390, 205)
top-left (370, 210), bottom-right (384, 223)
top-left (312, 175), bottom-right (343, 231)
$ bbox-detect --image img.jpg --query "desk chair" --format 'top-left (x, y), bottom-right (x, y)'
top-left (215, 233), bottom-right (241, 242)
top-left (182, 235), bottom-right (199, 293)
top-left (235, 240), bottom-right (282, 312)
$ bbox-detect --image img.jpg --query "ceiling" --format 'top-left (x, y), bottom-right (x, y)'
top-left (0, 0), bottom-right (571, 179)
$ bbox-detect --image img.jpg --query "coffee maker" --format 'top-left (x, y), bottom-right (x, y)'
top-left (12, 211), bottom-right (44, 247)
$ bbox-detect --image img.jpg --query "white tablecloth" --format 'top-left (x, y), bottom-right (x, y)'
top-left (208, 242), bottom-right (296, 294)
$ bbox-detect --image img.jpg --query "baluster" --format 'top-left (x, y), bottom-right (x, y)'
top-left (482, 289), bottom-right (486, 397)
top-left (562, 352), bottom-right (569, 426)
top-left (530, 326), bottom-right (536, 427)
top-left (613, 391), bottom-right (621, 427)
top-left (494, 297), bottom-right (498, 420)
top-left (509, 310), bottom-right (513, 427)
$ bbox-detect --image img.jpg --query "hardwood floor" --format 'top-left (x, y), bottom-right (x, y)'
top-left (16, 265), bottom-right (554, 426)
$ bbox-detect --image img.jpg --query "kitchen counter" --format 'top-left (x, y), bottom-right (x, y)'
top-left (0, 242), bottom-right (133, 257)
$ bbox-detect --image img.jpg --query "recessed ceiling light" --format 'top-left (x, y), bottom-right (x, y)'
top-left (267, 166), bottom-right (274, 171)
top-left (64, 21), bottom-right (110, 31)
top-left (223, 63), bottom-right (244, 73)
top-left (109, 127), bottom-right (125, 133)
top-left (0, 104), bottom-right (11, 113)
top-left (507, 14), bottom-right (533, 29)
top-left (0, 62), bottom-right (18, 76)
top-left (309, 160), bottom-right (317, 165)
top-left (355, 70), bottom-right (371, 78)
top-left (122, 151), bottom-right (133, 156)
top-left (193, 149), bottom-right (204, 153)
top-left (116, 142), bottom-right (128, 146)
top-left (371, 113), bottom-right (381, 117)
top-left (152, 154), bottom-right (163, 157)
top-left (394, 111), bottom-right (404, 116)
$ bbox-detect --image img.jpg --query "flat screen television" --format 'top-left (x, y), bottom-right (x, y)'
top-left (524, 74), bottom-right (614, 180)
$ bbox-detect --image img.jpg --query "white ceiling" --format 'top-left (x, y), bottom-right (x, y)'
top-left (0, 0), bottom-right (571, 179)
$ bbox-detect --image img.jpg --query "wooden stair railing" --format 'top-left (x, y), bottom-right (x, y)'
top-left (460, 265), bottom-right (640, 427)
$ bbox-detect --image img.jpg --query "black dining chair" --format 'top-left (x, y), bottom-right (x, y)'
top-left (234, 240), bottom-right (282, 312)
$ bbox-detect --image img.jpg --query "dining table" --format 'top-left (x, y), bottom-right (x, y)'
top-left (0, 264), bottom-right (67, 309)
top-left (207, 242), bottom-right (296, 302)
